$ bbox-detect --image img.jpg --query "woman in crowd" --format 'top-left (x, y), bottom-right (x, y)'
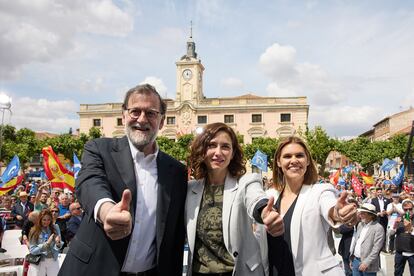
top-left (266, 136), bottom-right (358, 275)
top-left (185, 122), bottom-right (282, 276)
top-left (28, 209), bottom-right (63, 276)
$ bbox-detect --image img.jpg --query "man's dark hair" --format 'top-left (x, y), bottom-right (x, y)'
top-left (122, 83), bottom-right (166, 115)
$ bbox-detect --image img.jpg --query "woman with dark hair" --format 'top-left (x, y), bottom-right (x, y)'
top-left (266, 136), bottom-right (358, 275)
top-left (185, 122), bottom-right (282, 276)
top-left (28, 209), bottom-right (63, 276)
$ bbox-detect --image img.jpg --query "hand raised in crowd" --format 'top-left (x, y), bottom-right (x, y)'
top-left (55, 234), bottom-right (61, 246)
top-left (334, 191), bottom-right (358, 226)
top-left (46, 233), bottom-right (55, 246)
top-left (261, 196), bottom-right (284, 237)
top-left (99, 189), bottom-right (132, 240)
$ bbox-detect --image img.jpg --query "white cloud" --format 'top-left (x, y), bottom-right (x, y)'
top-left (266, 82), bottom-right (296, 97)
top-left (0, 0), bottom-right (133, 80)
top-left (220, 77), bottom-right (244, 91)
top-left (7, 96), bottom-right (79, 133)
top-left (79, 77), bottom-right (105, 93)
top-left (310, 105), bottom-right (382, 137)
top-left (140, 77), bottom-right (168, 98)
top-left (259, 42), bottom-right (345, 106)
top-left (259, 43), bottom-right (297, 81)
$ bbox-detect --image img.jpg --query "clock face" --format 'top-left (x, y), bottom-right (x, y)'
top-left (182, 69), bottom-right (193, 80)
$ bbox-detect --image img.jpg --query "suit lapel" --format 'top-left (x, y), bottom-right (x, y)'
top-left (187, 180), bottom-right (205, 253)
top-left (291, 184), bottom-right (313, 259)
top-left (156, 152), bottom-right (174, 252)
top-left (110, 137), bottom-right (137, 217)
top-left (222, 175), bottom-right (238, 249)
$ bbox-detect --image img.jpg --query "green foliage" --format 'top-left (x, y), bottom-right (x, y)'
top-left (157, 134), bottom-right (194, 163)
top-left (88, 127), bottom-right (102, 139)
top-left (243, 137), bottom-right (279, 169)
top-left (305, 126), bottom-right (335, 175)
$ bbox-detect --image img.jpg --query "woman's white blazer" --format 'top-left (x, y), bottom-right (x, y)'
top-left (266, 184), bottom-right (344, 276)
top-left (185, 173), bottom-right (268, 276)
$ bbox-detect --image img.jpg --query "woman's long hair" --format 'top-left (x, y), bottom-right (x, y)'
top-left (272, 136), bottom-right (318, 191)
top-left (29, 209), bottom-right (57, 242)
top-left (189, 122), bottom-right (246, 180)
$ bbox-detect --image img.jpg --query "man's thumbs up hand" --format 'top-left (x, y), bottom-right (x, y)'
top-left (101, 189), bottom-right (133, 240)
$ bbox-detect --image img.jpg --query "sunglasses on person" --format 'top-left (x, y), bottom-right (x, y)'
top-left (51, 210), bottom-right (59, 213)
top-left (404, 208), bottom-right (413, 211)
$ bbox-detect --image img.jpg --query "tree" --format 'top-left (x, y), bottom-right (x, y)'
top-left (88, 127), bottom-right (102, 139)
top-left (243, 137), bottom-right (279, 170)
top-left (157, 134), bottom-right (194, 163)
top-left (305, 126), bottom-right (334, 175)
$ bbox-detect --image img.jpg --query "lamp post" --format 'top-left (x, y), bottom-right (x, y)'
top-left (0, 93), bottom-right (12, 168)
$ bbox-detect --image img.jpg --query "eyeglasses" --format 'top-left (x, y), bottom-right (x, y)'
top-left (51, 210), bottom-right (59, 213)
top-left (125, 108), bottom-right (161, 120)
top-left (404, 208), bottom-right (413, 211)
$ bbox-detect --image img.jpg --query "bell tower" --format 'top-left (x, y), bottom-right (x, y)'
top-left (175, 22), bottom-right (204, 104)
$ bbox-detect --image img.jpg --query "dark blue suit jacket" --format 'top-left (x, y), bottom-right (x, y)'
top-left (58, 136), bottom-right (187, 276)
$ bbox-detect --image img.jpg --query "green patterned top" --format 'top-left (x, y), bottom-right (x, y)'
top-left (192, 183), bottom-right (234, 274)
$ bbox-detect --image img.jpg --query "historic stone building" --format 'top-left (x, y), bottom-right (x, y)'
top-left (360, 107), bottom-right (414, 141)
top-left (78, 36), bottom-right (309, 143)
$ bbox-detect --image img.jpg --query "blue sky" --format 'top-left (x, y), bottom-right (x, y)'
top-left (0, 0), bottom-right (413, 137)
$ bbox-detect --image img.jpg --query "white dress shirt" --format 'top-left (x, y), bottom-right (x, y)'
top-left (94, 139), bottom-right (159, 273)
top-left (353, 221), bottom-right (373, 258)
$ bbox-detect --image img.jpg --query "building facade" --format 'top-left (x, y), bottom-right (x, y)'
top-left (79, 36), bottom-right (309, 143)
top-left (360, 107), bottom-right (414, 141)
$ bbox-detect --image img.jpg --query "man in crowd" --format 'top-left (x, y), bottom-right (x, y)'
top-left (392, 199), bottom-right (414, 275)
top-left (371, 187), bottom-right (391, 251)
top-left (66, 202), bottom-right (83, 243)
top-left (11, 191), bottom-right (33, 228)
top-left (386, 193), bottom-right (404, 253)
top-left (349, 203), bottom-right (384, 275)
top-left (34, 182), bottom-right (50, 212)
top-left (59, 84), bottom-right (188, 276)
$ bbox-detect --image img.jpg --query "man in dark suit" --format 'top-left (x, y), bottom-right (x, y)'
top-left (371, 187), bottom-right (391, 251)
top-left (11, 191), bottom-right (34, 228)
top-left (59, 84), bottom-right (187, 276)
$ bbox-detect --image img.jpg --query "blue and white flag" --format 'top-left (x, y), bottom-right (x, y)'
top-left (392, 165), bottom-right (405, 186)
top-left (1, 155), bottom-right (20, 184)
top-left (380, 158), bottom-right (397, 172)
top-left (73, 153), bottom-right (81, 179)
top-left (342, 165), bottom-right (354, 174)
top-left (251, 150), bottom-right (268, 172)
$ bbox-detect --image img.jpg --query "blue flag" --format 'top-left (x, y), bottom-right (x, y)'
top-left (391, 165), bottom-right (405, 186)
top-left (251, 150), bottom-right (268, 172)
top-left (342, 165), bottom-right (354, 174)
top-left (73, 153), bottom-right (81, 179)
top-left (1, 155), bottom-right (20, 184)
top-left (380, 158), bottom-right (397, 172)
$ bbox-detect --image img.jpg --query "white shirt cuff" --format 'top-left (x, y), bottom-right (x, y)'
top-left (94, 198), bottom-right (116, 223)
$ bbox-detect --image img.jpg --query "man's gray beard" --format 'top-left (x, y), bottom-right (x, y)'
top-left (125, 125), bottom-right (157, 150)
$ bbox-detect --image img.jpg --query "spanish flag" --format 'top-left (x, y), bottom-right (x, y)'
top-left (359, 171), bottom-right (375, 185)
top-left (0, 175), bottom-right (24, 195)
top-left (42, 146), bottom-right (75, 191)
top-left (329, 169), bottom-right (341, 185)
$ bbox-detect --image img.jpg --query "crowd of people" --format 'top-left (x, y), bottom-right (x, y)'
top-left (0, 83), bottom-right (413, 276)
top-left (0, 182), bottom-right (83, 275)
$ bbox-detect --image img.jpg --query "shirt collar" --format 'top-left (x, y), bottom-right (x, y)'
top-left (127, 138), bottom-right (159, 162)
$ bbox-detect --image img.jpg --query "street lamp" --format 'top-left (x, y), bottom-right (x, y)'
top-left (0, 93), bottom-right (12, 167)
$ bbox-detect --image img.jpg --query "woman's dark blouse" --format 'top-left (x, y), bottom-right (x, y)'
top-left (267, 193), bottom-right (297, 276)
